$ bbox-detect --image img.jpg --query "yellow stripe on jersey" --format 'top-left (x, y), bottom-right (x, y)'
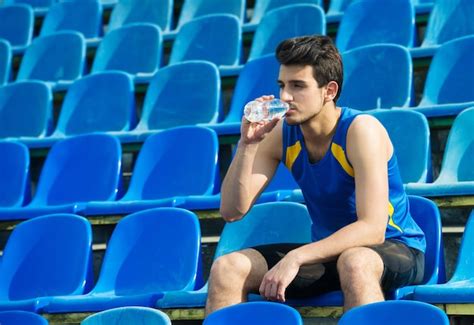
top-left (388, 201), bottom-right (403, 232)
top-left (330, 143), bottom-right (354, 177)
top-left (285, 141), bottom-right (302, 170)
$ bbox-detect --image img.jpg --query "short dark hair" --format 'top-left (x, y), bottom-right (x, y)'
top-left (276, 35), bottom-right (343, 102)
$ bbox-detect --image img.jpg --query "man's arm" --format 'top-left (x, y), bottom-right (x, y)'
top-left (260, 115), bottom-right (392, 301)
top-left (220, 105), bottom-right (283, 222)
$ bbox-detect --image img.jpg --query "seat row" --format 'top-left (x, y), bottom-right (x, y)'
top-left (0, 107), bottom-right (472, 220)
top-left (1, 0), bottom-right (472, 83)
top-left (0, 36), bottom-right (472, 150)
top-left (0, 300), bottom-right (453, 324)
top-left (0, 199), bottom-right (461, 315)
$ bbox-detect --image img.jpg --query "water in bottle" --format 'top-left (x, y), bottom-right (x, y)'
top-left (244, 99), bottom-right (290, 122)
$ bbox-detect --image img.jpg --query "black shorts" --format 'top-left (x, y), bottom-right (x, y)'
top-left (251, 239), bottom-right (425, 299)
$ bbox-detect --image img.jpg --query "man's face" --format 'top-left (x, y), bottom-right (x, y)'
top-left (278, 64), bottom-right (326, 125)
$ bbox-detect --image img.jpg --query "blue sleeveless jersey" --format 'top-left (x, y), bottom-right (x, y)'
top-left (282, 107), bottom-right (426, 252)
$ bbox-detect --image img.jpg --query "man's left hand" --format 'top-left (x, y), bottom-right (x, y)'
top-left (259, 254), bottom-right (300, 302)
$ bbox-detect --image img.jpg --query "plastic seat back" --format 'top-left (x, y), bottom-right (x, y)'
top-left (54, 71), bottom-right (135, 136)
top-left (16, 31), bottom-right (85, 86)
top-left (135, 61), bottom-right (220, 131)
top-left (40, 0), bottom-right (102, 41)
top-left (92, 23), bottom-right (162, 78)
top-left (0, 142), bottom-right (30, 208)
top-left (339, 44), bottom-right (413, 109)
top-left (248, 4), bottom-right (325, 61)
top-left (436, 107), bottom-right (474, 183)
top-left (249, 0), bottom-right (322, 26)
top-left (204, 301), bottom-right (303, 325)
top-left (0, 81), bottom-right (52, 138)
top-left (336, 0), bottom-right (415, 52)
top-left (215, 202), bottom-right (312, 258)
top-left (108, 0), bottom-right (173, 32)
top-left (169, 14), bottom-right (241, 67)
top-left (4, 0), bottom-right (54, 14)
top-left (0, 311), bottom-right (48, 324)
top-left (92, 208), bottom-right (200, 295)
top-left (82, 306), bottom-right (171, 325)
top-left (419, 35), bottom-right (474, 106)
top-left (370, 110), bottom-right (431, 183)
top-left (224, 54), bottom-right (280, 124)
top-left (0, 40), bottom-right (11, 86)
top-left (0, 4), bottom-right (34, 51)
top-left (339, 300), bottom-right (449, 325)
top-left (123, 126), bottom-right (218, 200)
top-left (408, 195), bottom-right (444, 285)
top-left (327, 0), bottom-right (352, 16)
top-left (31, 133), bottom-right (122, 206)
top-left (177, 0), bottom-right (245, 28)
top-left (0, 214), bottom-right (93, 300)
top-left (264, 163), bottom-right (300, 193)
top-left (449, 210), bottom-right (474, 281)
top-left (421, 0), bottom-right (474, 48)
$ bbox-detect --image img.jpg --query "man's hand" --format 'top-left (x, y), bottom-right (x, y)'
top-left (259, 253), bottom-right (300, 302)
top-left (241, 95), bottom-right (280, 145)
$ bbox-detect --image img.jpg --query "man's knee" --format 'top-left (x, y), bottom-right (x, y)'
top-left (337, 247), bottom-right (384, 282)
top-left (209, 249), bottom-right (268, 286)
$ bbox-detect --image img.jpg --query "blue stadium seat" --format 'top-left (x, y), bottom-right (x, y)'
top-left (0, 134), bottom-right (122, 220)
top-left (204, 302), bottom-right (303, 325)
top-left (0, 311), bottom-right (48, 324)
top-left (0, 40), bottom-right (11, 86)
top-left (128, 61), bottom-right (220, 142)
top-left (83, 126), bottom-right (219, 216)
top-left (0, 214), bottom-right (93, 312)
top-left (326, 0), bottom-right (352, 23)
top-left (210, 54), bottom-right (280, 135)
top-left (45, 208), bottom-right (201, 312)
top-left (91, 23), bottom-right (162, 84)
top-left (268, 195), bottom-right (444, 306)
top-left (5, 0), bottom-right (54, 16)
top-left (370, 110), bottom-right (432, 184)
top-left (170, 0), bottom-right (245, 40)
top-left (0, 81), bottom-right (52, 139)
top-left (244, 0), bottom-right (323, 33)
top-left (336, 0), bottom-right (415, 52)
top-left (413, 35), bottom-right (474, 117)
top-left (339, 44), bottom-right (413, 110)
top-left (0, 4), bottom-right (34, 54)
top-left (259, 162), bottom-right (301, 202)
top-left (100, 0), bottom-right (117, 9)
top-left (411, 0), bottom-right (474, 58)
top-left (0, 141), bottom-right (30, 208)
top-left (40, 0), bottom-right (103, 46)
top-left (24, 71), bottom-right (135, 148)
top-left (156, 202), bottom-right (312, 308)
top-left (168, 14), bottom-right (242, 76)
top-left (16, 31), bottom-right (86, 91)
top-left (338, 300), bottom-right (449, 325)
top-left (248, 4), bottom-right (326, 62)
top-left (108, 0), bottom-right (173, 33)
top-left (82, 306), bottom-right (171, 325)
top-left (327, 0), bottom-right (433, 23)
top-left (406, 107), bottom-right (474, 197)
top-left (413, 209), bottom-right (474, 303)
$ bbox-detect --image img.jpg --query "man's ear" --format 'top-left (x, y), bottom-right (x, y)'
top-left (324, 81), bottom-right (339, 103)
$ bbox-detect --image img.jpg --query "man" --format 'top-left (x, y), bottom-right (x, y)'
top-left (206, 35), bottom-right (426, 315)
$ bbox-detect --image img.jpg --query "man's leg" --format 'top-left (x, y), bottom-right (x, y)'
top-left (337, 247), bottom-right (385, 311)
top-left (205, 248), bottom-right (268, 315)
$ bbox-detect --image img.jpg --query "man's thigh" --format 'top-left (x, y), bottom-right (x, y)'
top-left (368, 239), bottom-right (425, 292)
top-left (251, 243), bottom-right (341, 299)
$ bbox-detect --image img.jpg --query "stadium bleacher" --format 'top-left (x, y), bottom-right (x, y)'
top-left (0, 0), bottom-right (472, 323)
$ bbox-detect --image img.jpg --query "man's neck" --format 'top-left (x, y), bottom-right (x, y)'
top-left (300, 103), bottom-right (341, 147)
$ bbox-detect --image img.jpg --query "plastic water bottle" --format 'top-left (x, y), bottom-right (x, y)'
top-left (244, 99), bottom-right (290, 122)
